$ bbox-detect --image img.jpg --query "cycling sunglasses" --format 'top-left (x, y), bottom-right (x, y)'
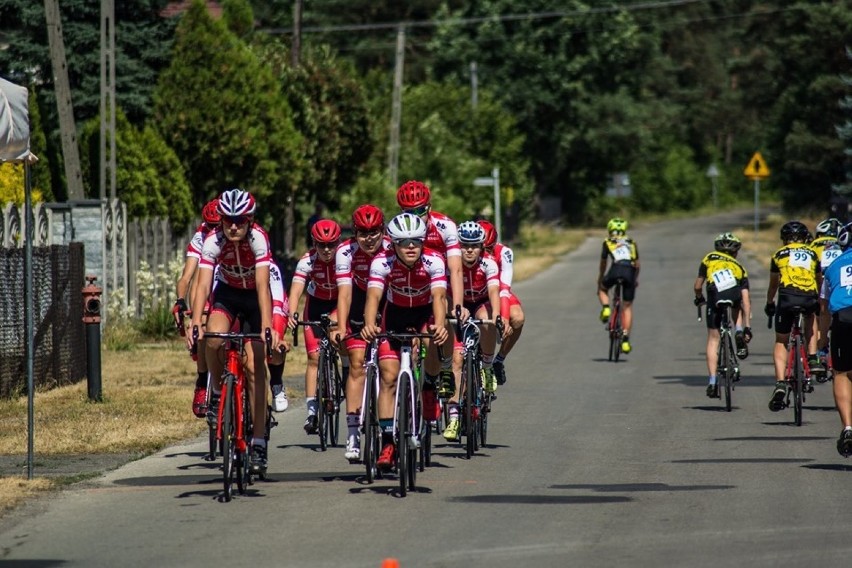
top-left (223, 215), bottom-right (251, 226)
top-left (393, 238), bottom-right (424, 248)
top-left (355, 229), bottom-right (383, 238)
top-left (314, 240), bottom-right (338, 250)
top-left (403, 205), bottom-right (430, 217)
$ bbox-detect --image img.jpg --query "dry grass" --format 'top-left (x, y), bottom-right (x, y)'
top-left (513, 224), bottom-right (593, 281)
top-left (0, 477), bottom-right (55, 514)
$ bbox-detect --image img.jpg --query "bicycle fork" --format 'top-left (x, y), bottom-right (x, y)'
top-left (394, 347), bottom-right (420, 450)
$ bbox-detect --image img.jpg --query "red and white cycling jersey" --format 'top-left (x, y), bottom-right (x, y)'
top-left (198, 223), bottom-right (272, 289)
top-left (335, 237), bottom-right (392, 291)
top-left (462, 256), bottom-right (499, 304)
top-left (424, 211), bottom-right (461, 259)
top-left (292, 249), bottom-right (338, 301)
top-left (488, 242), bottom-right (515, 291)
top-left (269, 261), bottom-right (288, 318)
top-left (186, 222), bottom-right (213, 260)
top-left (368, 248), bottom-right (447, 307)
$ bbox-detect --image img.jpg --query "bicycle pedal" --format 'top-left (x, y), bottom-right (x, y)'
top-left (270, 417), bottom-right (279, 428)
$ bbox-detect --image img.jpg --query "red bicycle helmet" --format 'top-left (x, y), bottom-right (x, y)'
top-left (396, 180), bottom-right (431, 209)
top-left (352, 204), bottom-right (385, 231)
top-left (478, 220), bottom-right (497, 248)
top-left (311, 219), bottom-right (342, 243)
top-left (201, 198), bottom-right (221, 225)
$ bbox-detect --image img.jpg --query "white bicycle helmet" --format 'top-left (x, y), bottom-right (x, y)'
top-left (815, 218), bottom-right (842, 238)
top-left (218, 189), bottom-right (257, 216)
top-left (387, 212), bottom-right (427, 242)
top-left (458, 220), bottom-right (486, 245)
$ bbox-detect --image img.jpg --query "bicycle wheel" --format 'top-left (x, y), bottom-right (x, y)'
top-left (480, 397), bottom-right (489, 447)
top-left (721, 332), bottom-right (733, 412)
top-left (613, 304), bottom-right (623, 363)
top-left (236, 384), bottom-right (251, 494)
top-left (793, 338), bottom-right (804, 426)
top-left (329, 355), bottom-right (341, 448)
top-left (221, 376), bottom-right (236, 502)
top-left (464, 355), bottom-right (476, 459)
top-left (316, 352), bottom-right (328, 451)
top-left (363, 367), bottom-right (380, 483)
top-left (397, 372), bottom-right (410, 496)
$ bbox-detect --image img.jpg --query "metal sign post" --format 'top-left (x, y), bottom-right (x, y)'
top-left (744, 152), bottom-right (770, 239)
top-left (473, 167), bottom-right (501, 237)
top-left (706, 163), bottom-right (719, 209)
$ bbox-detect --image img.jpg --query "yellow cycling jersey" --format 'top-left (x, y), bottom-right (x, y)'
top-left (770, 243), bottom-right (820, 293)
top-left (810, 236), bottom-right (842, 269)
top-left (601, 236), bottom-right (638, 266)
top-left (698, 252), bottom-right (749, 293)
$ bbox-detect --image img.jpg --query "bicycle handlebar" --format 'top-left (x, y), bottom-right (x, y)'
top-left (290, 312), bottom-right (337, 347)
top-left (192, 327), bottom-right (273, 358)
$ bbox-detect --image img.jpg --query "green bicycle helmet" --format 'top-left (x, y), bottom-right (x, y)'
top-left (607, 217), bottom-right (628, 235)
top-left (714, 232), bottom-right (742, 254)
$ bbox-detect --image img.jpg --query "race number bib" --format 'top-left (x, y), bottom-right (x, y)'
top-left (841, 265), bottom-right (852, 289)
top-left (789, 250), bottom-right (811, 269)
top-left (711, 268), bottom-right (737, 292)
top-left (612, 244), bottom-right (632, 262)
top-left (822, 248), bottom-right (841, 268)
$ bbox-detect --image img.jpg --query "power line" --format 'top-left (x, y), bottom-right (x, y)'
top-left (259, 0), bottom-right (713, 35)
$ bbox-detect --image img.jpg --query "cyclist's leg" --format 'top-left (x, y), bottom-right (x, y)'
top-left (245, 339), bottom-right (268, 441)
top-left (498, 301), bottom-right (525, 359)
top-left (345, 343), bottom-right (367, 460)
top-left (376, 348), bottom-right (400, 468)
top-left (204, 311), bottom-right (233, 392)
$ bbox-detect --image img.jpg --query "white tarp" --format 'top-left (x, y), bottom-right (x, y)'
top-left (0, 76), bottom-right (31, 163)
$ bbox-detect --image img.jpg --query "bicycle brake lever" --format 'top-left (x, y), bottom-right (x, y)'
top-left (265, 328), bottom-right (272, 359)
top-left (191, 325), bottom-right (199, 356)
top-left (292, 312), bottom-right (299, 347)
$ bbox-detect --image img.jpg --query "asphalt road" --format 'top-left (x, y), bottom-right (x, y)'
top-left (2, 210), bottom-right (851, 568)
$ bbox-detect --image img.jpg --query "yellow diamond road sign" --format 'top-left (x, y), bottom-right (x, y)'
top-left (744, 152), bottom-right (770, 179)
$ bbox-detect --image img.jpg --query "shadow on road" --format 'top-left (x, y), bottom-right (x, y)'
top-left (447, 494), bottom-right (632, 504)
top-left (713, 435), bottom-right (830, 441)
top-left (801, 463), bottom-right (852, 472)
top-left (550, 483), bottom-right (733, 492)
top-left (671, 458), bottom-right (813, 464)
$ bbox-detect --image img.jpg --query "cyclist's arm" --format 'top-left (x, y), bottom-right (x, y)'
top-left (598, 243), bottom-right (608, 285)
top-left (693, 276), bottom-right (705, 302)
top-left (176, 256), bottom-right (199, 301)
top-left (336, 283), bottom-right (352, 342)
top-left (189, 265), bottom-right (214, 343)
top-left (430, 287), bottom-right (448, 345)
top-left (447, 254), bottom-right (465, 315)
top-left (361, 286), bottom-right (383, 341)
top-left (766, 272), bottom-right (780, 304)
top-left (633, 243), bottom-right (640, 282)
top-left (255, 264), bottom-right (273, 334)
top-left (287, 279), bottom-right (306, 329)
top-left (741, 287), bottom-right (752, 326)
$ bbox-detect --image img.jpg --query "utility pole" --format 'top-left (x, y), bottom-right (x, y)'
top-left (470, 61), bottom-right (478, 109)
top-left (44, 0), bottom-right (85, 200)
top-left (388, 25), bottom-right (405, 190)
top-left (100, 0), bottom-right (116, 201)
top-left (283, 0), bottom-right (303, 259)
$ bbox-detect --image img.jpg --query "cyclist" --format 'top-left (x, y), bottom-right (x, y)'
top-left (811, 217), bottom-right (843, 369)
top-left (766, 220), bottom-right (823, 411)
top-left (187, 189), bottom-right (280, 472)
top-left (819, 222), bottom-right (852, 456)
top-left (396, 180), bottom-right (466, 401)
top-left (360, 212), bottom-right (449, 470)
top-left (173, 198), bottom-right (220, 418)
top-left (479, 219), bottom-right (524, 385)
top-left (598, 217), bottom-right (640, 354)
top-left (693, 233), bottom-right (752, 398)
top-left (334, 204), bottom-right (390, 462)
top-left (288, 219), bottom-right (342, 435)
top-left (442, 221), bottom-right (512, 440)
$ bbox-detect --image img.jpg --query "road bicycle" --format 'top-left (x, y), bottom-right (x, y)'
top-left (368, 330), bottom-right (433, 496)
top-left (606, 279), bottom-right (626, 361)
top-left (358, 335), bottom-right (382, 483)
top-left (292, 313), bottom-right (343, 451)
top-left (698, 300), bottom-right (739, 412)
top-left (770, 306), bottom-right (815, 426)
top-left (452, 313), bottom-right (503, 459)
top-left (193, 325), bottom-right (272, 502)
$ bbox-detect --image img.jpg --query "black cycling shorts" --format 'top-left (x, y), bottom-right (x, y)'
top-left (830, 310), bottom-right (852, 373)
top-left (774, 292), bottom-right (819, 335)
top-left (705, 287), bottom-right (742, 330)
top-left (602, 263), bottom-right (636, 302)
top-left (210, 284), bottom-right (262, 332)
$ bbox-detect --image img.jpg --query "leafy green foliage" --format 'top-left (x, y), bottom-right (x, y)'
top-left (79, 109), bottom-right (194, 230)
top-left (153, 0), bottom-right (303, 212)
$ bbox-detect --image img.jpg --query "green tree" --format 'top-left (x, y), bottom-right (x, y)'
top-left (153, 0), bottom-right (302, 215)
top-left (79, 109), bottom-right (194, 230)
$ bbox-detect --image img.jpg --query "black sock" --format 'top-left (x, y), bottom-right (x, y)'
top-left (195, 372), bottom-right (207, 389)
top-left (268, 363), bottom-right (284, 387)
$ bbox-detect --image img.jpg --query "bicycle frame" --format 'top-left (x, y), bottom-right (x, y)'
top-left (784, 310), bottom-right (811, 426)
top-left (607, 281), bottom-right (624, 361)
top-left (715, 300), bottom-right (738, 412)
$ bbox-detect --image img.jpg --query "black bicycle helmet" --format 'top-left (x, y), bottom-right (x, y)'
top-left (780, 220), bottom-right (810, 243)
